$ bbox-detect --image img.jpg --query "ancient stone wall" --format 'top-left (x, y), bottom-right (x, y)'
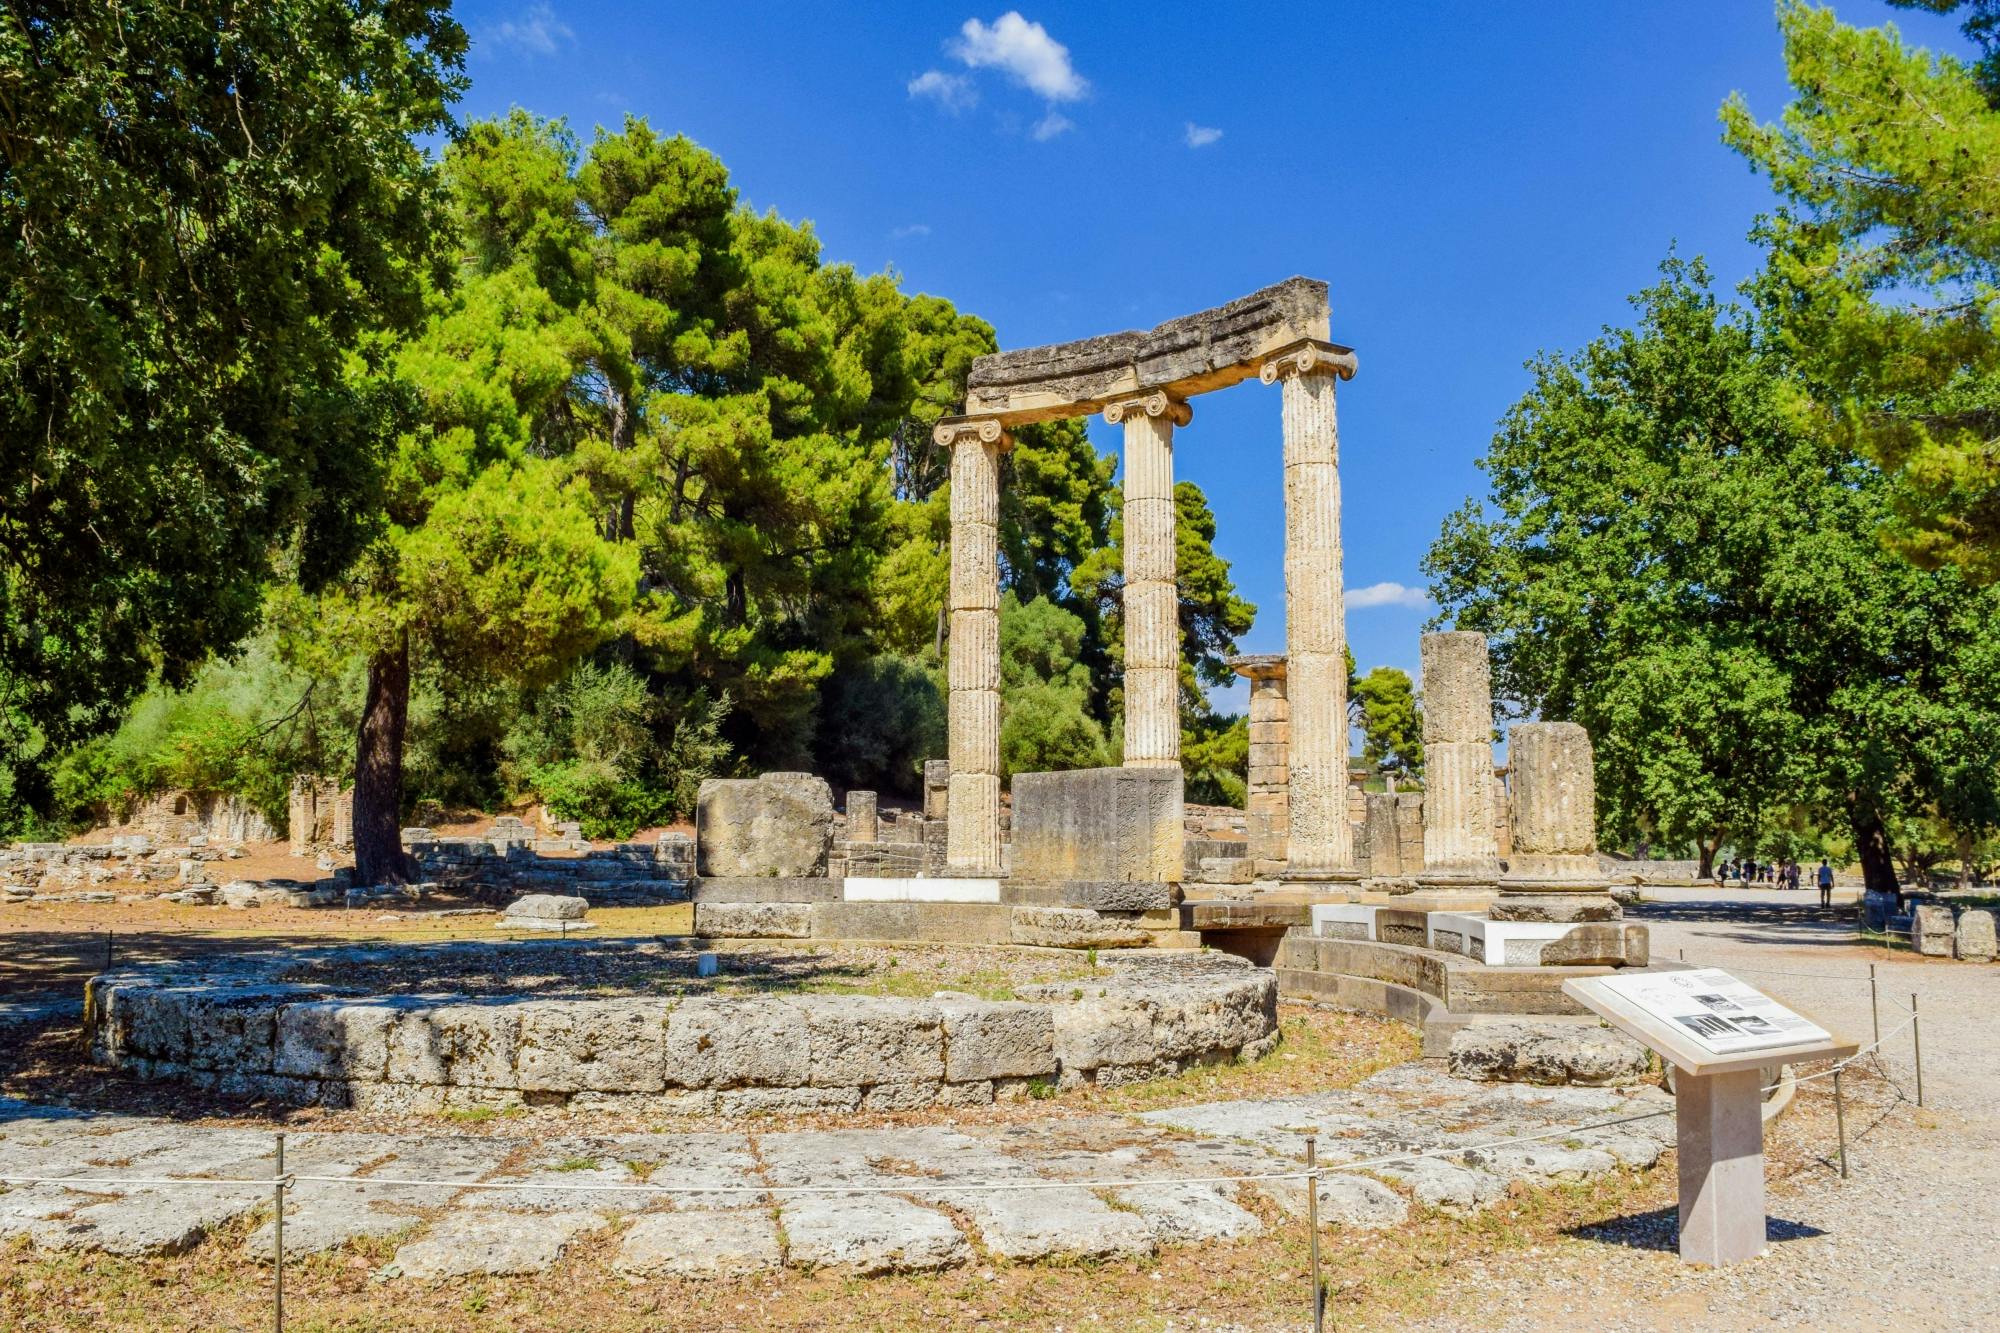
top-left (1010, 767), bottom-right (1184, 883)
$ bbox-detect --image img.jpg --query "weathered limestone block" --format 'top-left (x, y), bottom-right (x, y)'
top-left (938, 1000), bottom-right (1058, 1083)
top-left (1536, 923), bottom-right (1650, 968)
top-left (965, 276), bottom-right (1330, 424)
top-left (845, 790), bottom-right (878, 843)
top-left (664, 998), bottom-right (810, 1089)
top-left (1447, 1021), bottom-right (1652, 1087)
top-left (1011, 767), bottom-right (1183, 884)
top-left (515, 998), bottom-right (667, 1092)
top-left (1051, 992), bottom-right (1159, 1074)
top-left (1910, 904), bottom-right (1956, 957)
top-left (385, 1004), bottom-right (520, 1089)
top-left (501, 893), bottom-right (588, 923)
top-left (1010, 906), bottom-right (1155, 949)
top-left (694, 901), bottom-right (814, 939)
top-left (1488, 894), bottom-right (1622, 924)
top-left (696, 773), bottom-right (832, 878)
top-left (181, 989), bottom-right (287, 1073)
top-left (616, 1211), bottom-right (782, 1279)
top-left (1955, 907), bottom-right (1997, 961)
top-left (274, 1000), bottom-right (407, 1082)
top-left (805, 997), bottom-right (945, 1086)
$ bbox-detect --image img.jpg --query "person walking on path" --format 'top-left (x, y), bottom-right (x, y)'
top-left (1817, 859), bottom-right (1834, 908)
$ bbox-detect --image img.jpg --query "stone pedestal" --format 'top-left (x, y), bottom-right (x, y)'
top-left (1419, 631), bottom-right (1501, 886)
top-left (1496, 721), bottom-right (1613, 920)
top-left (936, 418), bottom-right (1010, 874)
top-left (1264, 342), bottom-right (1360, 882)
top-left (1676, 1068), bottom-right (1768, 1266)
top-left (1230, 654), bottom-right (1290, 874)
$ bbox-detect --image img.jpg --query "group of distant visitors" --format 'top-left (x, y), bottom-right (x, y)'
top-left (1714, 856), bottom-right (1837, 905)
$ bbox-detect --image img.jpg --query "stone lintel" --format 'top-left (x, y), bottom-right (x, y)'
top-left (1228, 653), bottom-right (1288, 681)
top-left (964, 277), bottom-right (1336, 425)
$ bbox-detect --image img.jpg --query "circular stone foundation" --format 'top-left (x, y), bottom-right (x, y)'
top-left (85, 940), bottom-right (1278, 1114)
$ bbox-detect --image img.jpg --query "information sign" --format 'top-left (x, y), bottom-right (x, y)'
top-left (1594, 968), bottom-right (1831, 1056)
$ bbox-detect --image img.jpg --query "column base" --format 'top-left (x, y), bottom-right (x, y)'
top-left (1282, 867), bottom-right (1363, 887)
top-left (1490, 889), bottom-right (1620, 922)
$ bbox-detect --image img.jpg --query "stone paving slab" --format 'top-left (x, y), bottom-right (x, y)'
top-left (0, 1061), bottom-right (1677, 1277)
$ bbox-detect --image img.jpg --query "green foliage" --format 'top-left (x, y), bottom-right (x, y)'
top-left (998, 593), bottom-right (1108, 777)
top-left (503, 661), bottom-right (730, 839)
top-left (814, 656), bottom-right (945, 796)
top-left (0, 1), bottom-right (465, 811)
top-left (1354, 667), bottom-right (1424, 778)
top-left (1424, 258), bottom-right (2000, 888)
top-left (1724, 1), bottom-right (2000, 581)
top-left (1183, 714), bottom-right (1249, 808)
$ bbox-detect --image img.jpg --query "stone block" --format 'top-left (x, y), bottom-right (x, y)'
top-left (665, 998), bottom-right (810, 1089)
top-left (1911, 903), bottom-right (1956, 957)
top-left (939, 1000), bottom-right (1058, 1082)
top-left (1010, 906), bottom-right (1155, 949)
top-left (1448, 1021), bottom-right (1652, 1086)
top-left (1538, 923), bottom-right (1650, 968)
top-left (274, 1000), bottom-right (407, 1081)
top-left (1051, 993), bottom-right (1159, 1073)
top-left (515, 998), bottom-right (667, 1092)
top-left (1197, 856), bottom-right (1255, 884)
top-left (1488, 894), bottom-right (1621, 923)
top-left (695, 901), bottom-right (814, 939)
top-left (182, 989), bottom-right (287, 1073)
top-left (386, 1004), bottom-right (520, 1089)
top-left (502, 893), bottom-right (588, 921)
top-left (696, 772), bottom-right (833, 878)
top-left (1010, 767), bottom-right (1183, 883)
top-left (1955, 908), bottom-right (1997, 961)
top-left (806, 996), bottom-right (945, 1086)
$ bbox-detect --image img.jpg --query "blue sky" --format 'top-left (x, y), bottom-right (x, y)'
top-left (454, 1), bottom-right (1970, 711)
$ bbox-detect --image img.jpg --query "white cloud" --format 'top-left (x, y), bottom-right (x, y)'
top-left (891, 223), bottom-right (932, 239)
top-left (950, 12), bottom-right (1087, 101)
top-left (1031, 110), bottom-right (1074, 141)
top-left (1184, 123), bottom-right (1223, 149)
top-left (1345, 581), bottom-right (1432, 611)
top-left (489, 3), bottom-right (573, 58)
top-left (908, 69), bottom-right (977, 110)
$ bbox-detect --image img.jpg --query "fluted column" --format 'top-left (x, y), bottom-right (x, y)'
top-left (1419, 630), bottom-right (1501, 882)
top-left (1106, 390), bottom-right (1191, 770)
top-left (1495, 720), bottom-right (1615, 921)
top-left (1263, 341), bottom-right (1359, 880)
top-left (937, 416), bottom-right (1010, 874)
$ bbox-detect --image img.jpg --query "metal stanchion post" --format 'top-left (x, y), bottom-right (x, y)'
top-left (1869, 964), bottom-right (1879, 1047)
top-left (1833, 1069), bottom-right (1849, 1180)
top-left (273, 1131), bottom-right (286, 1333)
top-left (1911, 993), bottom-right (1924, 1108)
top-left (1306, 1134), bottom-right (1323, 1333)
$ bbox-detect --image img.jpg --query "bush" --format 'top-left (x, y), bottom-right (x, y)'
top-left (814, 655), bottom-right (944, 795)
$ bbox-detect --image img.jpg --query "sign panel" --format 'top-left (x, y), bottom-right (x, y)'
top-left (1594, 968), bottom-right (1831, 1056)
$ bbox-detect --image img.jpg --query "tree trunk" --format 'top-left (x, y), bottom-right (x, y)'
top-left (1697, 832), bottom-right (1723, 881)
top-left (352, 632), bottom-right (415, 887)
top-left (1849, 806), bottom-right (1898, 895)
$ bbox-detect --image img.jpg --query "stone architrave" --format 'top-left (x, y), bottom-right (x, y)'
top-left (1419, 631), bottom-right (1501, 884)
top-left (1230, 654), bottom-right (1290, 873)
top-left (935, 417), bottom-right (1011, 874)
top-left (1263, 340), bottom-right (1360, 881)
top-left (1496, 722), bottom-right (1613, 920)
top-left (1106, 390), bottom-right (1191, 773)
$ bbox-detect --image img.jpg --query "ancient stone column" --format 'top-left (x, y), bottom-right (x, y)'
top-left (1230, 654), bottom-right (1289, 873)
top-left (1495, 721), bottom-right (1615, 921)
top-left (1262, 341), bottom-right (1359, 880)
top-left (936, 416), bottom-right (1010, 874)
top-left (1419, 631), bottom-right (1501, 883)
top-left (1106, 390), bottom-right (1191, 771)
top-left (846, 790), bottom-right (878, 843)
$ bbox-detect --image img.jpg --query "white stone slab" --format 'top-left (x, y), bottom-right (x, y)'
top-left (1309, 904), bottom-right (1379, 938)
top-left (844, 877), bottom-right (1001, 904)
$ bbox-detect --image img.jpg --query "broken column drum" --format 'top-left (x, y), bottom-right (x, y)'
top-left (1496, 722), bottom-right (1613, 920)
top-left (1419, 631), bottom-right (1501, 884)
top-left (1262, 341), bottom-right (1360, 880)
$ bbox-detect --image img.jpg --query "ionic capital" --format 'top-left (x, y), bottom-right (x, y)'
top-left (932, 416), bottom-right (1012, 450)
top-left (1258, 338), bottom-right (1358, 385)
top-left (1102, 390), bottom-right (1193, 427)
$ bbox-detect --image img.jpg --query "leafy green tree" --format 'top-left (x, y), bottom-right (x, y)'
top-left (1724, 1), bottom-right (2000, 580)
top-left (997, 593), bottom-right (1108, 776)
top-left (1183, 714), bottom-right (1249, 807)
top-left (1354, 667), bottom-right (1424, 778)
top-left (0, 1), bottom-right (466, 816)
top-left (1424, 259), bottom-right (2000, 889)
top-left (814, 655), bottom-right (944, 796)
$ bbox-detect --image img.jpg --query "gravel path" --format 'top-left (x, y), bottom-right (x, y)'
top-left (1413, 886), bottom-right (2000, 1331)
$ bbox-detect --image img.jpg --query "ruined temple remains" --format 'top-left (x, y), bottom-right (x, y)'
top-left (1419, 631), bottom-right (1502, 885)
top-left (1494, 722), bottom-right (1616, 921)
